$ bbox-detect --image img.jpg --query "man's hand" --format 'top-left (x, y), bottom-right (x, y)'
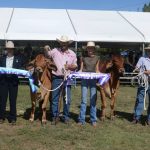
top-left (78, 70), bottom-right (82, 72)
top-left (44, 45), bottom-right (51, 58)
top-left (133, 67), bottom-right (139, 73)
top-left (144, 70), bottom-right (150, 75)
top-left (64, 64), bottom-right (77, 71)
top-left (64, 64), bottom-right (69, 71)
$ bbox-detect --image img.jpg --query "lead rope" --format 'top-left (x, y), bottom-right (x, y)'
top-left (38, 67), bottom-right (71, 105)
top-left (38, 71), bottom-right (68, 92)
top-left (132, 72), bottom-right (148, 110)
top-left (38, 79), bottom-right (64, 92)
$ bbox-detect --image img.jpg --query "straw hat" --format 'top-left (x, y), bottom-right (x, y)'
top-left (87, 41), bottom-right (95, 47)
top-left (56, 35), bottom-right (73, 44)
top-left (5, 41), bottom-right (15, 49)
top-left (145, 44), bottom-right (150, 50)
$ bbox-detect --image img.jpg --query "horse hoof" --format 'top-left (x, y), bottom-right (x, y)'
top-left (100, 117), bottom-right (105, 122)
top-left (110, 116), bottom-right (115, 121)
top-left (29, 118), bottom-right (34, 122)
top-left (42, 120), bottom-right (47, 125)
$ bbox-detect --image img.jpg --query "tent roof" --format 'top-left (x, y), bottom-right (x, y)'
top-left (0, 8), bottom-right (13, 39)
top-left (68, 10), bottom-right (144, 42)
top-left (0, 8), bottom-right (150, 43)
top-left (6, 8), bottom-right (76, 41)
top-left (119, 11), bottom-right (150, 43)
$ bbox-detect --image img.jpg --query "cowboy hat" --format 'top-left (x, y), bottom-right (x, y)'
top-left (56, 35), bottom-right (73, 44)
top-left (5, 41), bottom-right (15, 49)
top-left (87, 41), bottom-right (95, 47)
top-left (145, 44), bottom-right (150, 50)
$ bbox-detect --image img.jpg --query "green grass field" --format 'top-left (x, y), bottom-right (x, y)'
top-left (0, 85), bottom-right (150, 150)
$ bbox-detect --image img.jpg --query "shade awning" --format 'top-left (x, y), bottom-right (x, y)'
top-left (6, 8), bottom-right (76, 41)
top-left (68, 10), bottom-right (145, 42)
top-left (0, 8), bottom-right (150, 43)
top-left (119, 11), bottom-right (150, 43)
top-left (0, 8), bottom-right (13, 39)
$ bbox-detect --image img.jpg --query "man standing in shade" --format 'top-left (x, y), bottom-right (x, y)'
top-left (45, 35), bottom-right (77, 124)
top-left (133, 44), bottom-right (150, 126)
top-left (0, 41), bottom-right (23, 125)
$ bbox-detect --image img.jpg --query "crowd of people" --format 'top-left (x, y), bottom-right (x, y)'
top-left (0, 35), bottom-right (150, 127)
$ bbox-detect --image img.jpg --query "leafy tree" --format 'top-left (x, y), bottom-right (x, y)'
top-left (143, 2), bottom-right (150, 12)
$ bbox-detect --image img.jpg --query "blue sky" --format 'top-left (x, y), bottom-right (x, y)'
top-left (0, 0), bottom-right (150, 11)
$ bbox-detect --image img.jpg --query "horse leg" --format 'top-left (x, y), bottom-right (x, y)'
top-left (110, 81), bottom-right (119, 120)
top-left (29, 92), bottom-right (36, 122)
top-left (99, 88), bottom-right (106, 121)
top-left (41, 92), bottom-right (50, 124)
top-left (110, 93), bottom-right (116, 120)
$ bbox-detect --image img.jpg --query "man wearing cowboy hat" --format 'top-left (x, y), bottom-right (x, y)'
top-left (45, 35), bottom-right (77, 124)
top-left (0, 41), bottom-right (23, 125)
top-left (132, 44), bottom-right (150, 126)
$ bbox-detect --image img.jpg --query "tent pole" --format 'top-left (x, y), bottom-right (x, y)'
top-left (142, 43), bottom-right (145, 56)
top-left (75, 41), bottom-right (78, 53)
top-left (74, 41), bottom-right (78, 87)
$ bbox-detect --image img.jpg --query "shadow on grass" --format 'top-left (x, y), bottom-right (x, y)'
top-left (115, 111), bottom-right (133, 121)
top-left (22, 107), bottom-right (53, 122)
top-left (69, 112), bottom-right (78, 123)
top-left (115, 111), bottom-right (147, 126)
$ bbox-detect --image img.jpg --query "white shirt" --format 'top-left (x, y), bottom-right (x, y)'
top-left (136, 57), bottom-right (150, 72)
top-left (136, 56), bottom-right (150, 81)
top-left (6, 56), bottom-right (14, 68)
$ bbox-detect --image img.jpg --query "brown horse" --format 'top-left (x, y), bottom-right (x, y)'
top-left (98, 54), bottom-right (125, 120)
top-left (26, 54), bottom-right (57, 124)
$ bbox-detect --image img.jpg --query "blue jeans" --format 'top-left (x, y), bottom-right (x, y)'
top-left (51, 76), bottom-right (71, 121)
top-left (78, 79), bottom-right (97, 124)
top-left (134, 85), bottom-right (150, 121)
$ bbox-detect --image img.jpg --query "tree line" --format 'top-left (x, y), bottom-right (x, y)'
top-left (143, 2), bottom-right (150, 12)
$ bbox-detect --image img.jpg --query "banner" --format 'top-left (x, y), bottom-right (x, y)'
top-left (0, 68), bottom-right (110, 95)
top-left (67, 72), bottom-right (110, 86)
top-left (0, 67), bottom-right (37, 92)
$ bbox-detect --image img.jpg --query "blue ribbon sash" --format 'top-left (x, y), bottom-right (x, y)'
top-left (0, 67), bottom-right (37, 93)
top-left (67, 72), bottom-right (110, 86)
top-left (0, 68), bottom-right (110, 97)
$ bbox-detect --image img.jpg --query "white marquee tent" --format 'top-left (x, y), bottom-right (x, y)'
top-left (0, 8), bottom-right (150, 43)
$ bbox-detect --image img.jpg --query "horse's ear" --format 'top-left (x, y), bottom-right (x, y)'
top-left (29, 59), bottom-right (35, 65)
top-left (48, 63), bottom-right (57, 71)
top-left (106, 61), bottom-right (113, 69)
top-left (45, 58), bottom-right (51, 64)
top-left (26, 59), bottom-right (35, 70)
top-left (45, 58), bottom-right (57, 71)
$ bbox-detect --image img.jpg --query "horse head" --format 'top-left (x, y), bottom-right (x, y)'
top-left (27, 54), bottom-right (57, 73)
top-left (111, 54), bottom-right (125, 75)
